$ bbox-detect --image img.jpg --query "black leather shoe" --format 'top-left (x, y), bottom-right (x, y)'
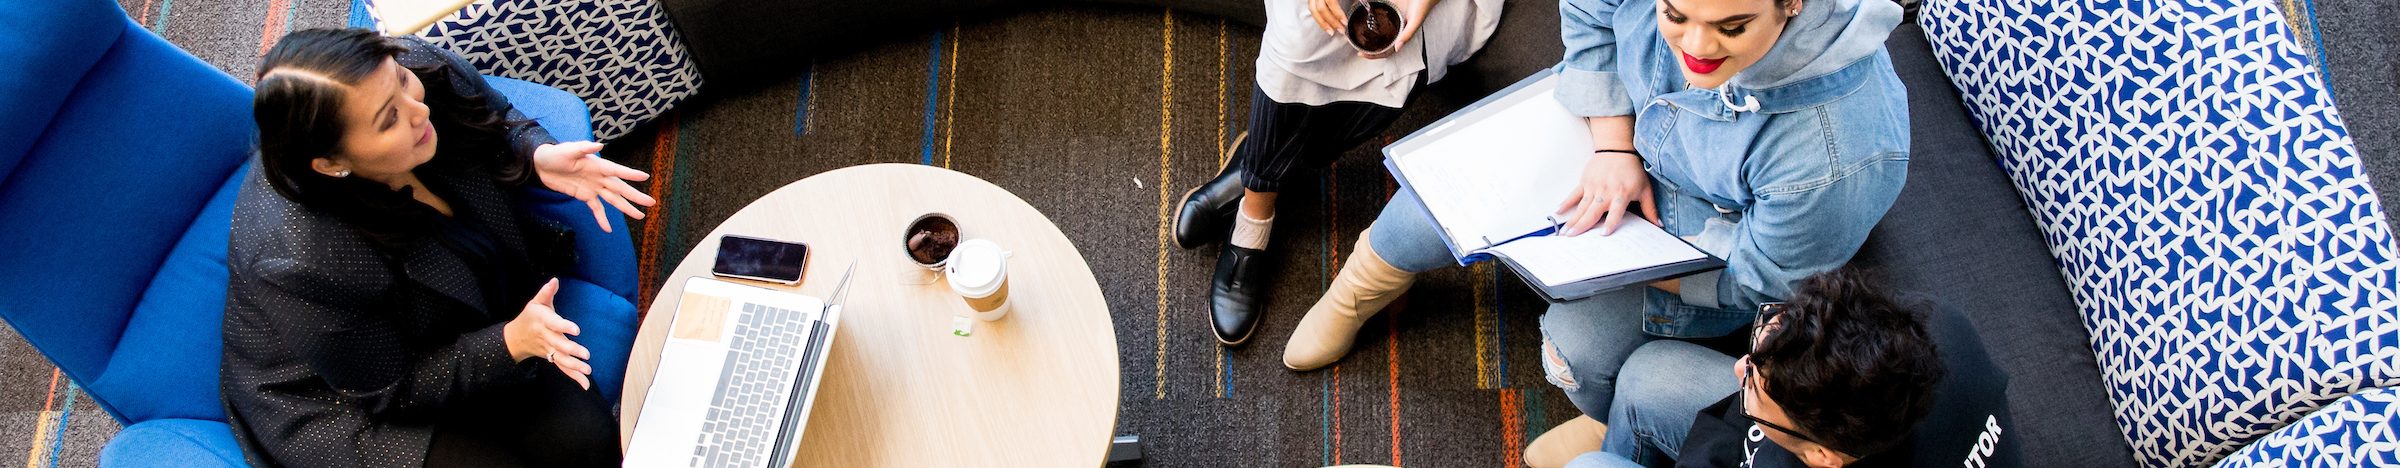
top-left (1174, 134), bottom-right (1248, 250)
top-left (1211, 244), bottom-right (1270, 346)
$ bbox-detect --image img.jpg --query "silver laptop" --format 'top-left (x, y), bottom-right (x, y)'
top-left (625, 264), bottom-right (852, 468)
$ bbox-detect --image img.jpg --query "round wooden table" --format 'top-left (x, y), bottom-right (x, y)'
top-left (619, 164), bottom-right (1120, 466)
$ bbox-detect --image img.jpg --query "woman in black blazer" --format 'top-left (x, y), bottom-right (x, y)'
top-left (223, 28), bottom-right (651, 467)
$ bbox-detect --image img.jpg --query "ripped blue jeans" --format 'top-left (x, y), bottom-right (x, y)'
top-left (1368, 186), bottom-right (1753, 436)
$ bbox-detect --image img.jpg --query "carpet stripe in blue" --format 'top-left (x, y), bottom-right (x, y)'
top-left (2298, 0), bottom-right (2338, 103)
top-left (1319, 378), bottom-right (1331, 466)
top-left (919, 30), bottom-right (945, 165)
top-left (150, 0), bottom-right (173, 32)
top-left (44, 383), bottom-right (77, 468)
top-left (1219, 346), bottom-right (1234, 398)
top-left (794, 62), bottom-right (815, 136)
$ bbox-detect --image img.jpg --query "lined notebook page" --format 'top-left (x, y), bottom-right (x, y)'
top-left (1484, 219), bottom-right (1707, 287)
top-left (1389, 75), bottom-right (1592, 252)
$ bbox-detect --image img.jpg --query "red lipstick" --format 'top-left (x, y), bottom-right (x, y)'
top-left (1682, 52), bottom-right (1726, 74)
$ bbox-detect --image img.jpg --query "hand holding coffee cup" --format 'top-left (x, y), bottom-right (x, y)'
top-left (1346, 0), bottom-right (1428, 60)
top-left (945, 239), bottom-right (1013, 321)
top-left (1345, 1), bottom-right (1404, 55)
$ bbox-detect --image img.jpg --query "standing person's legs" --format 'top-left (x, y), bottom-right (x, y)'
top-left (1284, 190), bottom-right (1462, 370)
top-left (1206, 88), bottom-right (1408, 346)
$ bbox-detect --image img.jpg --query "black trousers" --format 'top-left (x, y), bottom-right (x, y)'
top-left (425, 367), bottom-right (621, 468)
top-left (1235, 86), bottom-right (1416, 193)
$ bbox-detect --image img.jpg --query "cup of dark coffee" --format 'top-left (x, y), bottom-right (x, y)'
top-left (1346, 0), bottom-right (1405, 55)
top-left (905, 213), bottom-right (961, 269)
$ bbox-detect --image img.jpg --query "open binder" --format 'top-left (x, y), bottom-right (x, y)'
top-left (1382, 69), bottom-right (1724, 302)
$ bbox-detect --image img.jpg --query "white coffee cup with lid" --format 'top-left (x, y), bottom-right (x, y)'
top-left (945, 238), bottom-right (1013, 321)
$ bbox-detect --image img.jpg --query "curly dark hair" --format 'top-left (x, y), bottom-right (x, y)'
top-left (1749, 267), bottom-right (1945, 457)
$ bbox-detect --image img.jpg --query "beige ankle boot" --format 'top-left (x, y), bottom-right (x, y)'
top-left (1282, 230), bottom-right (1416, 371)
top-left (1525, 415), bottom-right (1608, 468)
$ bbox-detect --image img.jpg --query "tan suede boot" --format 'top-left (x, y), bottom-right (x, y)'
top-left (1525, 415), bottom-right (1609, 468)
top-left (1282, 230), bottom-right (1416, 371)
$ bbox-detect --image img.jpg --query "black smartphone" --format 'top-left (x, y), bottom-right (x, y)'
top-left (712, 235), bottom-right (810, 285)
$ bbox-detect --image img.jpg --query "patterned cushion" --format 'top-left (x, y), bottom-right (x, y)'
top-left (1918, 1), bottom-right (2400, 466)
top-left (2217, 387), bottom-right (2400, 467)
top-left (400, 0), bottom-right (702, 142)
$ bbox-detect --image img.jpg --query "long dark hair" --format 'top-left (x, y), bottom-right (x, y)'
top-left (254, 28), bottom-right (527, 243)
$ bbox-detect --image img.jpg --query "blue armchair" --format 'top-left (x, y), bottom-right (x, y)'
top-left (0, 1), bottom-right (641, 466)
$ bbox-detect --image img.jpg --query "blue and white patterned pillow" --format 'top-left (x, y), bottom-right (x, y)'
top-left (1918, 0), bottom-right (2400, 466)
top-left (2218, 387), bottom-right (2400, 467)
top-left (407, 0), bottom-right (702, 142)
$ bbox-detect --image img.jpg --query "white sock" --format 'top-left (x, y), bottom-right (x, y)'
top-left (1230, 211), bottom-right (1274, 250)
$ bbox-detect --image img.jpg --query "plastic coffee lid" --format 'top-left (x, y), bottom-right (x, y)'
top-left (945, 239), bottom-right (1006, 294)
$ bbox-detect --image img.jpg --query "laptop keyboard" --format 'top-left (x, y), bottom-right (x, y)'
top-left (689, 303), bottom-right (814, 468)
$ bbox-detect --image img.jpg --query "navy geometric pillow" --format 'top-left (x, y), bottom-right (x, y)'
top-left (407, 0), bottom-right (703, 142)
top-left (1919, 0), bottom-right (2400, 465)
top-left (2218, 387), bottom-right (2400, 467)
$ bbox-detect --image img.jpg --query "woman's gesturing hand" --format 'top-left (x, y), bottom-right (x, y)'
top-left (504, 278), bottom-right (593, 390)
top-left (533, 141), bottom-right (655, 233)
top-left (1557, 152), bottom-right (1661, 237)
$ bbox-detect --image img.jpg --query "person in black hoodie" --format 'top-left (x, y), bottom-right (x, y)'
top-left (1560, 268), bottom-right (2019, 468)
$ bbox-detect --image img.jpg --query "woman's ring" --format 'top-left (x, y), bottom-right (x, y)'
top-left (547, 350), bottom-right (557, 362)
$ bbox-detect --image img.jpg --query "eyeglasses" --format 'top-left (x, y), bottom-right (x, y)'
top-left (1752, 302), bottom-right (1787, 353)
top-left (1739, 302), bottom-right (1829, 448)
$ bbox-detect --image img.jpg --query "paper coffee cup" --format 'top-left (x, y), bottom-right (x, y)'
top-left (945, 239), bottom-right (1012, 321)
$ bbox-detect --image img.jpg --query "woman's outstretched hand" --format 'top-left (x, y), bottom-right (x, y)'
top-left (504, 278), bottom-right (592, 390)
top-left (533, 141), bottom-right (654, 233)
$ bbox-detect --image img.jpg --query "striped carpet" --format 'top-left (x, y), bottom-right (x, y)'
top-left (2, 1), bottom-right (1580, 466)
top-left (613, 8), bottom-right (1579, 466)
top-left (7, 0), bottom-right (2392, 467)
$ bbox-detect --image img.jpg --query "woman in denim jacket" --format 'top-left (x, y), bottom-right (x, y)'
top-left (1279, 0), bottom-right (1907, 462)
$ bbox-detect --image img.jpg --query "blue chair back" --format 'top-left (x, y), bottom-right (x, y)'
top-left (0, 0), bottom-right (253, 425)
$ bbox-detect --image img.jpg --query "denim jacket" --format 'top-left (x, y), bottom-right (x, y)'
top-left (1555, 0), bottom-right (1908, 336)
